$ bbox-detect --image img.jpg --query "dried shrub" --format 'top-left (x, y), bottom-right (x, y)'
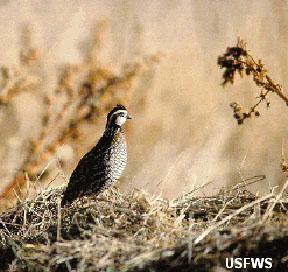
top-left (0, 23), bottom-right (160, 209)
top-left (218, 38), bottom-right (288, 125)
top-left (218, 38), bottom-right (288, 175)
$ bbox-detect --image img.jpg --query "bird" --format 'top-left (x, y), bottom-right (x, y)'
top-left (61, 104), bottom-right (132, 206)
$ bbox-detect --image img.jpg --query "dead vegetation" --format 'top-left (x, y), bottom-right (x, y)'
top-left (0, 25), bottom-right (287, 272)
top-left (0, 22), bottom-right (160, 209)
top-left (218, 38), bottom-right (288, 178)
top-left (218, 38), bottom-right (288, 125)
top-left (0, 176), bottom-right (287, 271)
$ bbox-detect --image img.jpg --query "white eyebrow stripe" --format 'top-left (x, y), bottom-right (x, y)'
top-left (111, 110), bottom-right (127, 116)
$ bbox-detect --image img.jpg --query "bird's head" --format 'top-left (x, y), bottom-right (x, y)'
top-left (106, 104), bottom-right (132, 130)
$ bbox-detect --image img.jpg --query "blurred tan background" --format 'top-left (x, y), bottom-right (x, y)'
top-left (0, 0), bottom-right (288, 201)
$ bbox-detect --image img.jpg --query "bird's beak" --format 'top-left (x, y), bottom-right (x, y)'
top-left (127, 115), bottom-right (132, 120)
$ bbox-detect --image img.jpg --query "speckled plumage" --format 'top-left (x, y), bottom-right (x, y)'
top-left (61, 105), bottom-right (130, 206)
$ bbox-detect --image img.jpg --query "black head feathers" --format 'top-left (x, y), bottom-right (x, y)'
top-left (105, 104), bottom-right (130, 131)
top-left (107, 104), bottom-right (127, 121)
top-left (110, 104), bottom-right (127, 114)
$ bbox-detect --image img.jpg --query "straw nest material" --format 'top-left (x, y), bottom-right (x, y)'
top-left (0, 180), bottom-right (287, 271)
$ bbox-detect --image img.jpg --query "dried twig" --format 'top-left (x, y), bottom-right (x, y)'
top-left (218, 38), bottom-right (288, 124)
top-left (194, 193), bottom-right (273, 244)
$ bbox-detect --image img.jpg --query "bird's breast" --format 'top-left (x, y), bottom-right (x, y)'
top-left (106, 132), bottom-right (127, 182)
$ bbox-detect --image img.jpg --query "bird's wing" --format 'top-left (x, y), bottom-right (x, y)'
top-left (61, 136), bottom-right (112, 205)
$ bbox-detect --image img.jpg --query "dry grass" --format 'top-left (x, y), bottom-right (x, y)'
top-left (0, 22), bottom-right (160, 209)
top-left (0, 22), bottom-right (287, 272)
top-left (0, 177), bottom-right (287, 271)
